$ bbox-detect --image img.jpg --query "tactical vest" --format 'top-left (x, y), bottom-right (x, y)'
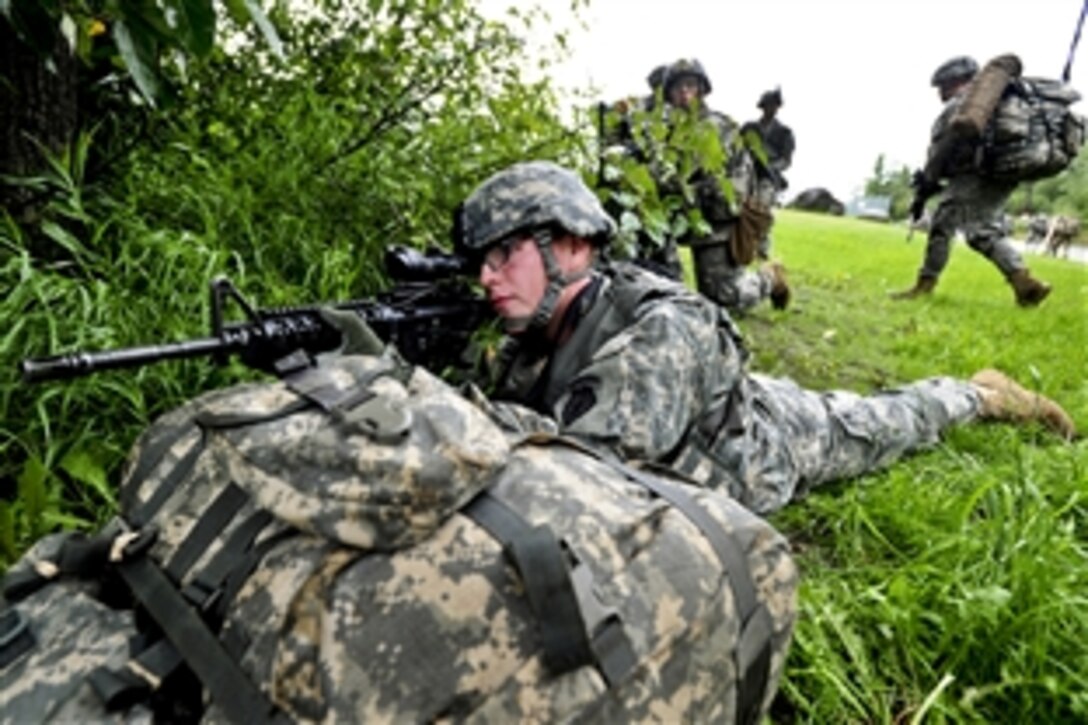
top-left (2, 353), bottom-right (795, 723)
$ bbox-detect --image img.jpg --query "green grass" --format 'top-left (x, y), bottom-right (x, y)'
top-left (721, 210), bottom-right (1087, 723)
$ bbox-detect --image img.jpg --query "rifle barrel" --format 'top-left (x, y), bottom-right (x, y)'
top-left (20, 336), bottom-right (233, 383)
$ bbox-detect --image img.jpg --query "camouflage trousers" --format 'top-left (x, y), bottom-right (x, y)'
top-left (723, 375), bottom-right (981, 514)
top-left (753, 178), bottom-right (779, 259)
top-left (691, 242), bottom-right (775, 312)
top-left (921, 176), bottom-right (1026, 281)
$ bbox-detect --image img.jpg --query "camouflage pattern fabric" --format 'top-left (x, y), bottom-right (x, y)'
top-left (692, 244), bottom-right (777, 312)
top-left (931, 56), bottom-right (979, 86)
top-left (918, 96), bottom-right (1029, 282)
top-left (982, 77), bottom-right (1085, 182)
top-left (2, 353), bottom-right (796, 721)
top-left (919, 175), bottom-right (1027, 281)
top-left (457, 160), bottom-right (614, 254)
top-left (753, 177), bottom-right (779, 259)
top-left (0, 535), bottom-right (153, 724)
top-left (488, 264), bottom-right (983, 515)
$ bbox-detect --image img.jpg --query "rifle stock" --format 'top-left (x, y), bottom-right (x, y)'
top-left (20, 246), bottom-right (491, 384)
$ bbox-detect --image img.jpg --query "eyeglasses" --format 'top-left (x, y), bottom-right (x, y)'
top-left (481, 234), bottom-right (532, 272)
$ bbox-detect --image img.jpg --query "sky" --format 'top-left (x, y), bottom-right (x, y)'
top-left (482, 0), bottom-right (1086, 204)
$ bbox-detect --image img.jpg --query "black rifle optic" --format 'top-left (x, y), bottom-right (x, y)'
top-left (19, 245), bottom-right (490, 384)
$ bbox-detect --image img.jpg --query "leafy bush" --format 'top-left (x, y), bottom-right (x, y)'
top-left (1, 0), bottom-right (586, 560)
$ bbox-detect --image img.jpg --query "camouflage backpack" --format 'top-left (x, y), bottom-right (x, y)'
top-left (980, 77), bottom-right (1086, 182)
top-left (1, 354), bottom-right (797, 723)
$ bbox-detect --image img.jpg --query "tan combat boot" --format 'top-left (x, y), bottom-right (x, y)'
top-left (763, 262), bottom-right (790, 310)
top-left (890, 275), bottom-right (937, 300)
top-left (970, 368), bottom-right (1076, 440)
top-left (1007, 269), bottom-right (1051, 307)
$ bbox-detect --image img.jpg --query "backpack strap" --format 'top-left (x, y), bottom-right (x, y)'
top-left (0, 608), bottom-right (35, 669)
top-left (110, 537), bottom-right (290, 724)
top-left (602, 460), bottom-right (773, 725)
top-left (462, 491), bottom-right (638, 687)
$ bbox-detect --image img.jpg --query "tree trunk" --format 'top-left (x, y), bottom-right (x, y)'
top-left (1, 18), bottom-right (79, 220)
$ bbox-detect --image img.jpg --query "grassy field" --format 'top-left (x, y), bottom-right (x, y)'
top-left (715, 210), bottom-right (1087, 723)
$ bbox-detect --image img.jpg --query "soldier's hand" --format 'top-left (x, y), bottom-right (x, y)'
top-left (319, 307), bottom-right (385, 356)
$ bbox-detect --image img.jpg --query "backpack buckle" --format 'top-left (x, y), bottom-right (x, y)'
top-left (108, 528), bottom-right (158, 563)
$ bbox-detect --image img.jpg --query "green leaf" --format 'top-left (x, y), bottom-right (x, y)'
top-left (18, 456), bottom-right (49, 540)
top-left (41, 220), bottom-right (92, 258)
top-left (242, 0), bottom-right (283, 59)
top-left (222, 0), bottom-right (248, 24)
top-left (0, 502), bottom-right (15, 561)
top-left (112, 18), bottom-right (162, 104)
top-left (178, 0), bottom-right (216, 56)
top-left (60, 448), bottom-right (116, 506)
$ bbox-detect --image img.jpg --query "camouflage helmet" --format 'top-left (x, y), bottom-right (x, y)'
top-left (931, 56), bottom-right (978, 87)
top-left (456, 160), bottom-right (616, 254)
top-left (663, 58), bottom-right (712, 97)
top-left (646, 64), bottom-right (668, 91)
top-left (758, 88), bottom-right (783, 109)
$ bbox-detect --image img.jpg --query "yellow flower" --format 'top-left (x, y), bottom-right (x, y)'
top-left (88, 19), bottom-right (106, 37)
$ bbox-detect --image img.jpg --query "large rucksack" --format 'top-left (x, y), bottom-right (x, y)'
top-left (1, 354), bottom-right (797, 723)
top-left (980, 76), bottom-right (1086, 182)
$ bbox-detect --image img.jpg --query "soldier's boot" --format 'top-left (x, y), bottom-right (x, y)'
top-left (889, 274), bottom-right (937, 300)
top-left (970, 368), bottom-right (1077, 440)
top-left (1007, 269), bottom-right (1051, 307)
top-left (763, 262), bottom-right (790, 310)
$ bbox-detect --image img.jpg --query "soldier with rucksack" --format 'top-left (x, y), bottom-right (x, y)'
top-left (892, 54), bottom-right (1084, 305)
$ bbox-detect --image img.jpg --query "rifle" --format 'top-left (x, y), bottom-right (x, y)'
top-left (19, 245), bottom-right (491, 384)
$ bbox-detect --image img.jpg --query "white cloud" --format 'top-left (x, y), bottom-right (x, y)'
top-left (482, 0), bottom-right (1086, 203)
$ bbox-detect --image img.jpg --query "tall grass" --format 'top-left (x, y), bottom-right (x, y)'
top-left (745, 210), bottom-right (1087, 723)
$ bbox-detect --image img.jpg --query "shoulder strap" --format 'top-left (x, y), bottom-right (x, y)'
top-left (462, 491), bottom-right (638, 687)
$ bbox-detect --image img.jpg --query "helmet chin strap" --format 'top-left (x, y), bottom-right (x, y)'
top-left (504, 229), bottom-right (592, 335)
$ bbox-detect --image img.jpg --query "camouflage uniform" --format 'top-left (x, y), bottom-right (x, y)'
top-left (484, 263), bottom-right (981, 515)
top-left (919, 96), bottom-right (1028, 282)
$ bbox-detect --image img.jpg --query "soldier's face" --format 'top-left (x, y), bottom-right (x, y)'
top-left (479, 234), bottom-right (547, 324)
top-left (478, 235), bottom-right (589, 331)
top-left (668, 77), bottom-right (702, 109)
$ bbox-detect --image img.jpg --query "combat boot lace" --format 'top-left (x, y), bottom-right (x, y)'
top-left (970, 368), bottom-right (1076, 440)
top-left (890, 275), bottom-right (937, 300)
top-left (1008, 269), bottom-right (1051, 307)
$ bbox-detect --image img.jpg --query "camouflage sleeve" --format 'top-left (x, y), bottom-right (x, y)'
top-left (548, 298), bottom-right (741, 462)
